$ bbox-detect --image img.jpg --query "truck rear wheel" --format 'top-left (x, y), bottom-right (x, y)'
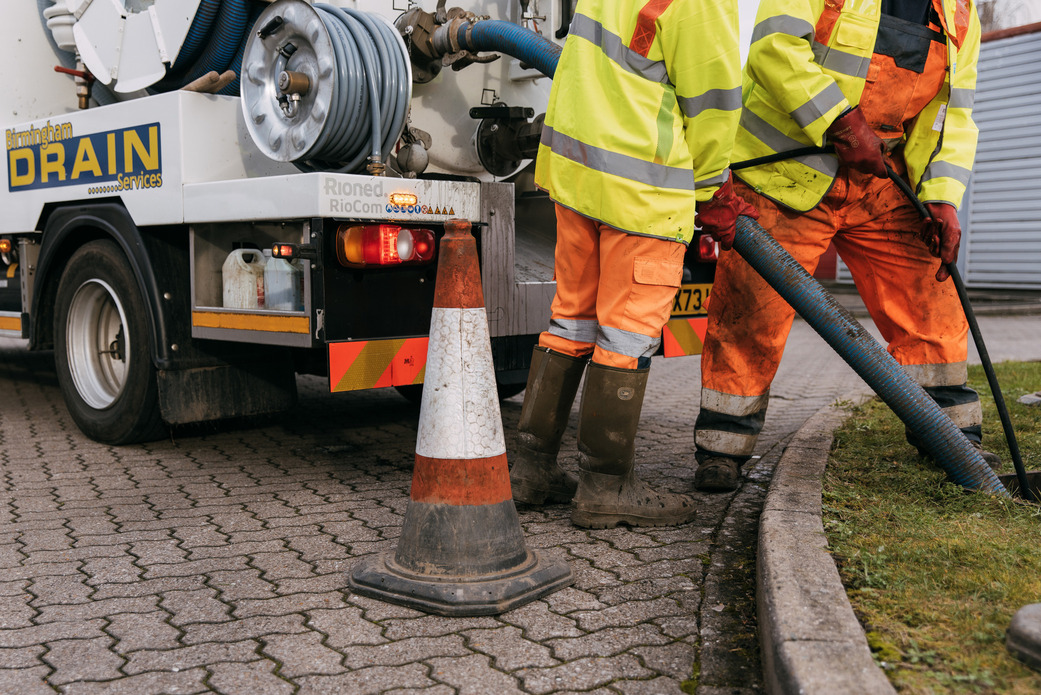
top-left (54, 240), bottom-right (166, 444)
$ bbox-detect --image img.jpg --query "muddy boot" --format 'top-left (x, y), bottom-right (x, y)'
top-left (694, 456), bottom-right (742, 492)
top-left (571, 362), bottom-right (697, 529)
top-left (510, 347), bottom-right (587, 504)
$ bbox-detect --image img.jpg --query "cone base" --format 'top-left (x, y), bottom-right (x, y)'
top-left (348, 549), bottom-right (574, 617)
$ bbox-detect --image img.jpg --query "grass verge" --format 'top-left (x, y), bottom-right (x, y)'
top-left (823, 361), bottom-right (1041, 694)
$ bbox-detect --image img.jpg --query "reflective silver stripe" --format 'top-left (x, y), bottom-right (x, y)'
top-left (570, 13), bottom-right (670, 85)
top-left (751, 15), bottom-right (814, 43)
top-left (950, 87), bottom-right (975, 109)
top-left (942, 401), bottom-right (983, 430)
top-left (542, 126), bottom-right (696, 191)
top-left (739, 110), bottom-right (838, 177)
top-left (903, 362), bottom-right (968, 387)
top-left (679, 86), bottom-right (742, 118)
top-left (790, 82), bottom-right (846, 128)
top-left (695, 168), bottom-right (730, 189)
top-left (599, 325), bottom-right (660, 359)
top-left (812, 42), bottom-right (870, 79)
top-left (921, 160), bottom-right (972, 186)
top-left (696, 429), bottom-right (758, 457)
top-left (548, 317), bottom-right (598, 344)
top-left (701, 388), bottom-right (769, 417)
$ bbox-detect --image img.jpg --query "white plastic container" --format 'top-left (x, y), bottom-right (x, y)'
top-left (264, 254), bottom-right (303, 311)
top-left (222, 248), bottom-right (266, 309)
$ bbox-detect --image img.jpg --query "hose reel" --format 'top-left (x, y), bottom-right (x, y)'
top-left (240, 0), bottom-right (411, 174)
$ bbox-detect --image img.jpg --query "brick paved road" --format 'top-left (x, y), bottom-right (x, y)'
top-left (0, 311), bottom-right (1038, 694)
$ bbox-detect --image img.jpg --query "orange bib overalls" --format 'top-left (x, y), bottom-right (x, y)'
top-left (696, 0), bottom-right (983, 463)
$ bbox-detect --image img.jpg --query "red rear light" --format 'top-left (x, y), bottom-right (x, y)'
top-left (696, 233), bottom-right (719, 262)
top-left (0, 239), bottom-right (11, 254)
top-left (336, 225), bottom-right (436, 268)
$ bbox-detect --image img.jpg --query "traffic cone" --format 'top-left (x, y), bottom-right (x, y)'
top-left (348, 219), bottom-right (573, 616)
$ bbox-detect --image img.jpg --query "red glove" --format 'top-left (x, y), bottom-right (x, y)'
top-left (827, 106), bottom-right (887, 178)
top-left (920, 202), bottom-right (961, 282)
top-left (695, 177), bottom-right (759, 250)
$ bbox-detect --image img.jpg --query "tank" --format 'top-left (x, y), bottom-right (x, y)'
top-left (28, 0), bottom-right (567, 183)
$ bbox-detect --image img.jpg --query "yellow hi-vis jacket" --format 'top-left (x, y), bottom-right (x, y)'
top-left (735, 0), bottom-right (981, 212)
top-left (534, 0), bottom-right (742, 244)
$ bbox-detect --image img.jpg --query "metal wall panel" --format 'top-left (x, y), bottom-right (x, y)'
top-left (964, 28), bottom-right (1041, 289)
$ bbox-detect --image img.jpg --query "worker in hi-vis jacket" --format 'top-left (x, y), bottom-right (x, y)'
top-left (509, 0), bottom-right (753, 528)
top-left (694, 0), bottom-right (989, 493)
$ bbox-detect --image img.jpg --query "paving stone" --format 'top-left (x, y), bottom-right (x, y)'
top-left (208, 569), bottom-right (279, 601)
top-left (160, 588), bottom-right (233, 626)
top-left (36, 595), bottom-right (157, 624)
top-left (129, 538), bottom-right (188, 565)
top-left (180, 614), bottom-right (308, 646)
top-left (106, 610), bottom-right (181, 651)
top-left (142, 556), bottom-right (249, 579)
top-left (82, 555), bottom-right (142, 585)
top-left (60, 668), bottom-right (210, 695)
top-left (501, 600), bottom-right (583, 640)
top-left (233, 590), bottom-right (346, 618)
top-left (0, 644), bottom-right (45, 669)
top-left (0, 665), bottom-right (56, 695)
top-left (631, 642), bottom-right (699, 679)
top-left (43, 637), bottom-right (124, 685)
top-left (295, 663), bottom-right (434, 695)
top-left (518, 654), bottom-right (655, 694)
top-left (0, 618), bottom-right (107, 648)
top-left (614, 676), bottom-right (691, 695)
top-left (340, 635), bottom-right (469, 670)
top-left (462, 626), bottom-right (559, 671)
top-left (249, 552), bottom-right (316, 581)
top-left (261, 632), bottom-right (346, 677)
top-left (426, 653), bottom-right (523, 694)
top-left (546, 624), bottom-right (673, 660)
top-left (208, 660), bottom-right (295, 695)
top-left (91, 574), bottom-right (208, 600)
top-left (0, 593), bottom-right (36, 628)
top-left (381, 614), bottom-right (498, 640)
top-left (122, 639), bottom-right (260, 675)
top-left (305, 607), bottom-right (386, 648)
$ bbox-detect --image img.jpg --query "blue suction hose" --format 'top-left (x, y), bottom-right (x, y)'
top-left (733, 215), bottom-right (1008, 497)
top-left (454, 20), bottom-right (562, 78)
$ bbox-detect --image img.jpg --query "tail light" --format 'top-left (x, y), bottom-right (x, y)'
top-left (696, 233), bottom-right (719, 262)
top-left (335, 224), bottom-right (436, 268)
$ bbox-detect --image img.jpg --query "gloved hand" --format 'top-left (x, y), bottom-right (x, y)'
top-left (920, 202), bottom-right (961, 282)
top-left (826, 106), bottom-right (887, 178)
top-left (695, 177), bottom-right (759, 250)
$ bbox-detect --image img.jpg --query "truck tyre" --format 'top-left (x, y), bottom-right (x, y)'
top-left (54, 240), bottom-right (166, 444)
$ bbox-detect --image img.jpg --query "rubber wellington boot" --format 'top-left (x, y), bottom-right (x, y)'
top-left (510, 347), bottom-right (587, 504)
top-left (571, 363), bottom-right (697, 529)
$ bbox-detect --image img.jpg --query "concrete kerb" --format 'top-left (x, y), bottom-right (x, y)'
top-left (757, 387), bottom-right (898, 695)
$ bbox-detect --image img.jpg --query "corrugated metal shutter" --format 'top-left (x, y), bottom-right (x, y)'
top-left (963, 28), bottom-right (1041, 289)
top-left (837, 26), bottom-right (1041, 289)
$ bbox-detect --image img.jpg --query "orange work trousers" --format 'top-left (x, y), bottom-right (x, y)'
top-left (539, 205), bottom-right (685, 370)
top-left (696, 163), bottom-right (979, 462)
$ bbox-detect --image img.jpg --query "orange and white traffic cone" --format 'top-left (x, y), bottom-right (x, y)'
top-left (348, 219), bottom-right (573, 616)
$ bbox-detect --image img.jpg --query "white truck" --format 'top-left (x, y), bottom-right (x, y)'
top-left (2, 0), bottom-right (714, 445)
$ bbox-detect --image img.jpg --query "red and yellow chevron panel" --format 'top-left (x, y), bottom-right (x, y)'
top-left (662, 317), bottom-right (708, 357)
top-left (329, 337), bottom-right (428, 392)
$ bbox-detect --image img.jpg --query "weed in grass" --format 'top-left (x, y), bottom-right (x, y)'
top-left (824, 362), bottom-right (1041, 694)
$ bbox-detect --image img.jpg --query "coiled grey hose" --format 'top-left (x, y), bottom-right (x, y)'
top-left (297, 4), bottom-right (410, 173)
